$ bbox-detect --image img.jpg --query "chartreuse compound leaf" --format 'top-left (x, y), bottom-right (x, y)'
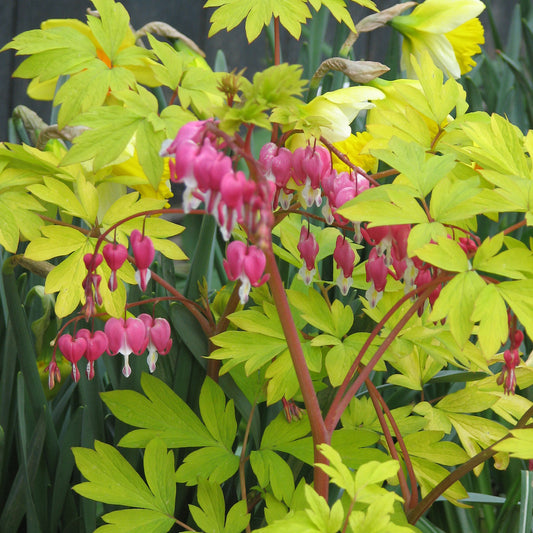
top-left (205, 0), bottom-right (377, 43)
top-left (102, 374), bottom-right (239, 485)
top-left (371, 137), bottom-right (456, 199)
top-left (61, 87), bottom-right (175, 189)
top-left (429, 271), bottom-right (486, 347)
top-left (189, 479), bottom-right (249, 533)
top-left (72, 439), bottom-right (176, 533)
top-left (338, 184), bottom-right (428, 227)
top-left (415, 236), bottom-right (469, 272)
top-left (205, 0), bottom-right (312, 42)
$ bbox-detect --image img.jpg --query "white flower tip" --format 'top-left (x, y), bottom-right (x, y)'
top-left (122, 354), bottom-right (132, 378)
top-left (159, 139), bottom-right (172, 157)
top-left (147, 351), bottom-right (158, 373)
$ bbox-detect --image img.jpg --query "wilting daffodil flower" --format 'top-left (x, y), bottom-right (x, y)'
top-left (303, 86), bottom-right (384, 142)
top-left (111, 149), bottom-right (173, 205)
top-left (283, 86), bottom-right (384, 146)
top-left (391, 0), bottom-right (485, 79)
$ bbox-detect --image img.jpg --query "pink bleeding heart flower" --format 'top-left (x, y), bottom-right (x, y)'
top-left (103, 243), bottom-right (128, 292)
top-left (219, 170), bottom-right (247, 241)
top-left (75, 329), bottom-right (108, 380)
top-left (138, 314), bottom-right (173, 373)
top-left (130, 229), bottom-right (155, 291)
top-left (292, 146), bottom-right (330, 207)
top-left (104, 317), bottom-right (148, 378)
top-left (83, 252), bottom-right (103, 271)
top-left (57, 333), bottom-right (87, 383)
top-left (223, 241), bottom-right (269, 304)
top-left (204, 151), bottom-right (233, 215)
top-left (499, 348), bottom-right (521, 395)
top-left (163, 120), bottom-right (209, 156)
top-left (333, 235), bottom-right (355, 296)
top-left (259, 143), bottom-right (292, 198)
top-left (297, 226), bottom-right (319, 286)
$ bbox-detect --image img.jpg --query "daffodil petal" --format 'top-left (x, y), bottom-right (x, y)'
top-left (403, 32), bottom-right (461, 79)
top-left (447, 18), bottom-right (484, 75)
top-left (411, 0), bottom-right (485, 34)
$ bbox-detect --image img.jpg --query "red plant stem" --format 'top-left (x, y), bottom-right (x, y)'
top-left (407, 405), bottom-right (533, 524)
top-left (169, 87), bottom-right (179, 106)
top-left (148, 269), bottom-right (212, 335)
top-left (325, 275), bottom-right (449, 433)
top-left (273, 17), bottom-right (280, 66)
top-left (503, 218), bottom-right (526, 236)
top-left (328, 286), bottom-right (434, 431)
top-left (320, 136), bottom-right (380, 187)
top-left (264, 246), bottom-right (330, 498)
top-left (270, 18), bottom-right (281, 143)
top-left (366, 379), bottom-right (418, 509)
top-left (174, 518), bottom-right (195, 532)
top-left (366, 380), bottom-right (411, 506)
top-left (371, 168), bottom-right (399, 180)
top-left (430, 127), bottom-right (445, 152)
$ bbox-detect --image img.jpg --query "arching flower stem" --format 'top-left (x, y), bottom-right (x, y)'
top-left (326, 274), bottom-right (452, 433)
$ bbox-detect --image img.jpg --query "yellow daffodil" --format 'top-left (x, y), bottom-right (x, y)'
top-left (283, 86), bottom-right (385, 148)
top-left (365, 77), bottom-right (443, 150)
top-left (107, 142), bottom-right (173, 206)
top-left (303, 86), bottom-right (385, 142)
top-left (391, 0), bottom-right (485, 79)
top-left (332, 132), bottom-right (378, 173)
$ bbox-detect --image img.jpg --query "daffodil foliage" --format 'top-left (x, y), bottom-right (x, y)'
top-left (3, 0), bottom-right (533, 532)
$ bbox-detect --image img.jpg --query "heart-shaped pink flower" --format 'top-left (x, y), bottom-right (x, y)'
top-left (138, 314), bottom-right (172, 373)
top-left (57, 333), bottom-right (87, 383)
top-left (130, 230), bottom-right (155, 291)
top-left (103, 243), bottom-right (128, 291)
top-left (76, 329), bottom-right (108, 380)
top-left (104, 317), bottom-right (148, 377)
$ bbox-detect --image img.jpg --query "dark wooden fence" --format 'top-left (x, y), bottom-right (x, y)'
top-left (0, 0), bottom-right (510, 141)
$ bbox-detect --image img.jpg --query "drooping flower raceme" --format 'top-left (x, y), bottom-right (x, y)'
top-left (165, 120), bottom-right (274, 246)
top-left (391, 0), bottom-right (485, 79)
top-left (82, 253), bottom-right (103, 319)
